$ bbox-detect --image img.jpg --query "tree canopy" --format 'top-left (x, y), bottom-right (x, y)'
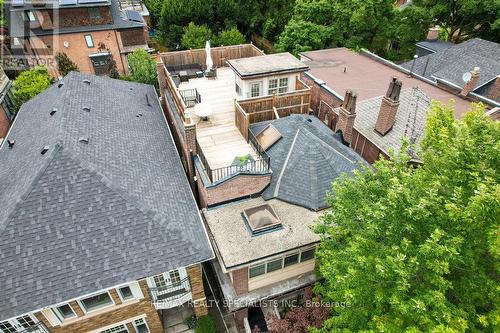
top-left (216, 27), bottom-right (245, 46)
top-left (181, 22), bottom-right (213, 49)
top-left (315, 103), bottom-right (500, 332)
top-left (12, 66), bottom-right (53, 111)
top-left (127, 49), bottom-right (157, 87)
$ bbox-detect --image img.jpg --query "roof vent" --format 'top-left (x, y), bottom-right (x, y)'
top-left (50, 108), bottom-right (57, 116)
top-left (83, 79), bottom-right (91, 85)
top-left (7, 139), bottom-right (15, 148)
top-left (243, 204), bottom-right (282, 236)
top-left (307, 118), bottom-right (312, 122)
top-left (82, 107), bottom-right (91, 112)
top-left (58, 82), bottom-right (64, 88)
top-left (41, 146), bottom-right (49, 155)
top-left (145, 94), bottom-right (151, 106)
top-left (79, 137), bottom-right (89, 144)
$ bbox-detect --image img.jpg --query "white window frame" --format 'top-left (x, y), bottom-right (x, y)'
top-left (52, 302), bottom-right (77, 321)
top-left (132, 318), bottom-right (150, 333)
top-left (249, 81), bottom-right (262, 98)
top-left (268, 79), bottom-right (278, 95)
top-left (100, 323), bottom-right (129, 333)
top-left (84, 34), bottom-right (94, 48)
top-left (0, 314), bottom-right (39, 333)
top-left (117, 285), bottom-right (135, 302)
top-left (26, 11), bottom-right (36, 22)
top-left (278, 78), bottom-right (289, 94)
top-left (77, 290), bottom-right (115, 314)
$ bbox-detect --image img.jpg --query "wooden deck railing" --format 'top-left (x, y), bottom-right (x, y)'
top-left (235, 86), bottom-right (311, 139)
top-left (162, 63), bottom-right (188, 122)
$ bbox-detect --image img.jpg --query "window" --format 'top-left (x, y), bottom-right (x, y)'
top-left (0, 321), bottom-right (16, 333)
top-left (266, 258), bottom-right (283, 273)
top-left (79, 291), bottom-right (113, 312)
top-left (84, 35), bottom-right (94, 48)
top-left (54, 303), bottom-right (76, 320)
top-left (25, 11), bottom-right (36, 22)
top-left (250, 82), bottom-right (261, 98)
top-left (88, 7), bottom-right (101, 20)
top-left (117, 286), bottom-right (134, 301)
top-left (249, 264), bottom-right (265, 278)
top-left (153, 274), bottom-right (167, 288)
top-left (169, 270), bottom-right (181, 286)
top-left (300, 248), bottom-right (315, 262)
top-left (133, 318), bottom-right (150, 333)
top-left (284, 253), bottom-right (299, 267)
top-left (268, 79), bottom-right (278, 95)
top-left (101, 324), bottom-right (128, 333)
top-left (278, 78), bottom-right (289, 93)
top-left (15, 316), bottom-right (36, 329)
top-left (235, 83), bottom-right (241, 95)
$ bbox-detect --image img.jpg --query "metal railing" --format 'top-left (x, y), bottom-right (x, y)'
top-left (196, 132), bottom-right (271, 184)
top-left (17, 322), bottom-right (50, 333)
top-left (179, 88), bottom-right (201, 108)
top-left (149, 277), bottom-right (191, 305)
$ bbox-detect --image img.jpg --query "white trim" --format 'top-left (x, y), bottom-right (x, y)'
top-left (52, 302), bottom-right (77, 322)
top-left (77, 290), bottom-right (115, 314)
top-left (132, 317), bottom-right (150, 333)
top-left (116, 285), bottom-right (135, 303)
top-left (87, 315), bottom-right (148, 333)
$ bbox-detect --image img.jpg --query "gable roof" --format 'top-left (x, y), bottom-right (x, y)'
top-left (402, 38), bottom-right (500, 96)
top-left (344, 87), bottom-right (430, 157)
top-left (249, 115), bottom-right (367, 211)
top-left (228, 53), bottom-right (309, 79)
top-left (0, 72), bottom-right (213, 319)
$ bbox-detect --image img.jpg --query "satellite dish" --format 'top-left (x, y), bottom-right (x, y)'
top-left (462, 72), bottom-right (472, 83)
top-left (63, 41), bottom-right (70, 48)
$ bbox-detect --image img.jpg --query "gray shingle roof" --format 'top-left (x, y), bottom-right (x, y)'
top-left (250, 115), bottom-right (367, 211)
top-left (416, 40), bottom-right (454, 53)
top-left (0, 72), bottom-right (213, 319)
top-left (402, 38), bottom-right (500, 97)
top-left (335, 88), bottom-right (430, 157)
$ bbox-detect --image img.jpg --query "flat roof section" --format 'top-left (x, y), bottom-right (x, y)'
top-left (300, 48), bottom-right (472, 117)
top-left (228, 53), bottom-right (309, 79)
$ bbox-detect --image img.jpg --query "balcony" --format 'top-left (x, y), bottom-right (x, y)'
top-left (149, 277), bottom-right (192, 310)
top-left (16, 322), bottom-right (50, 333)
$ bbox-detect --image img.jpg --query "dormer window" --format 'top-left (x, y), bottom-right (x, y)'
top-left (243, 204), bottom-right (282, 236)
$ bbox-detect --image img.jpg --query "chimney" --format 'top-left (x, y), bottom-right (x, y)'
top-left (375, 77), bottom-right (402, 136)
top-left (460, 67), bottom-right (480, 97)
top-left (488, 75), bottom-right (500, 101)
top-left (426, 26), bottom-right (440, 41)
top-left (334, 90), bottom-right (357, 144)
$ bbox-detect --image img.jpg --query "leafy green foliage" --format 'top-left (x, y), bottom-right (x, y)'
top-left (413, 0), bottom-right (500, 43)
top-left (55, 52), bottom-right (79, 77)
top-left (127, 49), bottom-right (157, 87)
top-left (194, 315), bottom-right (218, 333)
top-left (12, 66), bottom-right (53, 111)
top-left (314, 103), bottom-right (500, 332)
top-left (181, 22), bottom-right (213, 49)
top-left (275, 19), bottom-right (332, 56)
top-left (215, 27), bottom-right (245, 46)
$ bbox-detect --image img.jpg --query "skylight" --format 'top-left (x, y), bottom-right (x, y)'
top-left (243, 204), bottom-right (282, 236)
top-left (255, 124), bottom-right (282, 150)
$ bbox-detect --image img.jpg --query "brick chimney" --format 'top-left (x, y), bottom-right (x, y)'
top-left (375, 77), bottom-right (402, 136)
top-left (488, 75), bottom-right (500, 101)
top-left (426, 26), bottom-right (440, 41)
top-left (460, 67), bottom-right (480, 97)
top-left (334, 90), bottom-right (357, 144)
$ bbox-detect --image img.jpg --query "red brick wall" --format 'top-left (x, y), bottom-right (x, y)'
top-left (300, 73), bottom-right (343, 118)
top-left (187, 264), bottom-right (208, 317)
top-left (195, 167), bottom-right (271, 207)
top-left (120, 28), bottom-right (147, 47)
top-left (0, 105), bottom-right (10, 139)
top-left (231, 268), bottom-right (248, 295)
top-left (351, 129), bottom-right (388, 164)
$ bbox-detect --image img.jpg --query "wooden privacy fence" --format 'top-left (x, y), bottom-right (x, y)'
top-left (160, 44), bottom-right (265, 69)
top-left (235, 78), bottom-right (311, 140)
top-left (162, 63), bottom-right (188, 122)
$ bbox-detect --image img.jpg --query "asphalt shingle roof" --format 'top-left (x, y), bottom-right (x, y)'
top-left (402, 38), bottom-right (500, 99)
top-left (250, 115), bottom-right (367, 211)
top-left (0, 72), bottom-right (213, 319)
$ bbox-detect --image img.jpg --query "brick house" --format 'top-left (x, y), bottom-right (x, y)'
top-left (155, 44), bottom-right (367, 332)
top-left (5, 0), bottom-right (149, 77)
top-left (298, 47), bottom-right (482, 163)
top-left (0, 73), bottom-right (213, 333)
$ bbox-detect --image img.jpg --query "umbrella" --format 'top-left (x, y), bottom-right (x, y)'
top-left (194, 102), bottom-right (213, 121)
top-left (205, 40), bottom-right (213, 71)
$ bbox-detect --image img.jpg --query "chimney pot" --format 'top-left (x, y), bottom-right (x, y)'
top-left (426, 26), bottom-right (440, 41)
top-left (375, 78), bottom-right (402, 136)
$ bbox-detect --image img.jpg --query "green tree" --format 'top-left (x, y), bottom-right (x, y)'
top-left (314, 103), bottom-right (500, 332)
top-left (127, 49), bottom-right (157, 87)
top-left (215, 27), bottom-right (245, 46)
top-left (181, 22), bottom-right (213, 49)
top-left (275, 19), bottom-right (332, 55)
top-left (55, 52), bottom-right (79, 77)
top-left (412, 0), bottom-right (500, 43)
top-left (12, 66), bottom-right (53, 111)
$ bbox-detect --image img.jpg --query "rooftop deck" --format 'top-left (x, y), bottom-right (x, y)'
top-left (179, 68), bottom-right (258, 169)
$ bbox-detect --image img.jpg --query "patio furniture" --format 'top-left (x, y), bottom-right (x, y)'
top-left (196, 71), bottom-right (204, 78)
top-left (205, 68), bottom-right (217, 80)
top-left (194, 103), bottom-right (213, 121)
top-left (179, 70), bottom-right (189, 82)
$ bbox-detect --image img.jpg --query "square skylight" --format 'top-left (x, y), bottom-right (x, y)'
top-left (255, 124), bottom-right (282, 150)
top-left (243, 204), bottom-right (282, 236)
